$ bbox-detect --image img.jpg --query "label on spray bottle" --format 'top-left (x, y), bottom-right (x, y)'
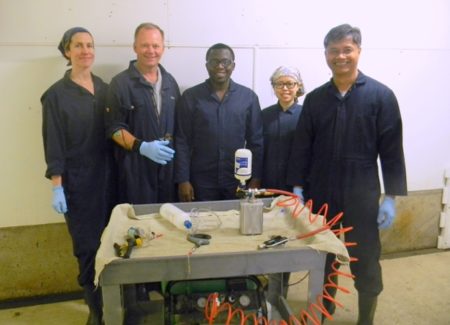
top-left (235, 149), bottom-right (252, 185)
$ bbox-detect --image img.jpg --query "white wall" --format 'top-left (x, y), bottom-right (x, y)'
top-left (0, 0), bottom-right (449, 227)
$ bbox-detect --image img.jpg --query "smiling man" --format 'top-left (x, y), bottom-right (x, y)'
top-left (105, 22), bottom-right (180, 205)
top-left (175, 43), bottom-right (263, 201)
top-left (287, 24), bottom-right (407, 324)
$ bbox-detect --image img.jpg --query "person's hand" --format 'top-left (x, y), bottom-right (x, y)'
top-left (248, 178), bottom-right (261, 189)
top-left (293, 186), bottom-right (304, 203)
top-left (139, 140), bottom-right (175, 165)
top-left (178, 182), bottom-right (194, 202)
top-left (52, 186), bottom-right (67, 214)
top-left (377, 196), bottom-right (396, 229)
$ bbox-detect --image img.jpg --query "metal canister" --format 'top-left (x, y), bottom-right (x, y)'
top-left (239, 199), bottom-right (263, 235)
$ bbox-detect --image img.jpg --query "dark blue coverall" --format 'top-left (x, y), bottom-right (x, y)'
top-left (287, 71), bottom-right (407, 302)
top-left (261, 102), bottom-right (302, 191)
top-left (174, 79), bottom-right (263, 200)
top-left (105, 61), bottom-right (180, 204)
top-left (42, 71), bottom-right (114, 287)
top-left (262, 101), bottom-right (302, 303)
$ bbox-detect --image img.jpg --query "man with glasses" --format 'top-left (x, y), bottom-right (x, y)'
top-left (175, 43), bottom-right (263, 201)
top-left (287, 24), bottom-right (407, 324)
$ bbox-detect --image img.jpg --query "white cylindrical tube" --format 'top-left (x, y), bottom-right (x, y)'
top-left (235, 148), bottom-right (252, 185)
top-left (159, 203), bottom-right (192, 230)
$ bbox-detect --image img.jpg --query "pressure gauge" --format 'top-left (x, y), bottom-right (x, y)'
top-left (239, 294), bottom-right (251, 307)
top-left (197, 297), bottom-right (207, 308)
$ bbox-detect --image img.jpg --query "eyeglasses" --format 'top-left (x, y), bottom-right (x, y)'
top-left (207, 58), bottom-right (234, 68)
top-left (273, 82), bottom-right (298, 89)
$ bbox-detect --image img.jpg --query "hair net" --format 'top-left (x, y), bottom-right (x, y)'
top-left (270, 66), bottom-right (302, 84)
top-left (58, 27), bottom-right (91, 63)
top-left (270, 66), bottom-right (305, 97)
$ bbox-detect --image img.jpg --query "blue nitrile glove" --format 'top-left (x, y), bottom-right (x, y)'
top-left (293, 186), bottom-right (304, 203)
top-left (52, 186), bottom-right (67, 214)
top-left (139, 140), bottom-right (175, 165)
top-left (377, 196), bottom-right (396, 229)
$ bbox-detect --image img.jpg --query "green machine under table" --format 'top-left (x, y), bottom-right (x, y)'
top-left (164, 276), bottom-right (267, 324)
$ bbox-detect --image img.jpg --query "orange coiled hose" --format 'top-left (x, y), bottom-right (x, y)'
top-left (204, 190), bottom-right (356, 325)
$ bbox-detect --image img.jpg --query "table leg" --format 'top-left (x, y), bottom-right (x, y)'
top-left (306, 266), bottom-right (325, 325)
top-left (102, 284), bottom-right (124, 325)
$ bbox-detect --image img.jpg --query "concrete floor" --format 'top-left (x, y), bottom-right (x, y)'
top-left (1, 249), bottom-right (449, 325)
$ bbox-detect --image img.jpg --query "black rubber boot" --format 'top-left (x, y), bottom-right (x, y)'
top-left (83, 285), bottom-right (103, 325)
top-left (136, 283), bottom-right (150, 301)
top-left (357, 293), bottom-right (378, 325)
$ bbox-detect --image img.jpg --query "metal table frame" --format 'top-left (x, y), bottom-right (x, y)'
top-left (99, 200), bottom-right (326, 325)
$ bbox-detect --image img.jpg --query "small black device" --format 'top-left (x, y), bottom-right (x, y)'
top-left (258, 235), bottom-right (289, 249)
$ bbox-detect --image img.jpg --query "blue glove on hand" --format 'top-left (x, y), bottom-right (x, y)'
top-left (293, 186), bottom-right (304, 203)
top-left (139, 140), bottom-right (175, 165)
top-left (52, 186), bottom-right (67, 214)
top-left (377, 196), bottom-right (396, 229)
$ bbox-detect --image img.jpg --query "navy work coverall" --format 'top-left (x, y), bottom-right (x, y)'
top-left (42, 71), bottom-right (114, 287)
top-left (105, 61), bottom-right (180, 204)
top-left (262, 101), bottom-right (302, 303)
top-left (175, 79), bottom-right (263, 200)
top-left (261, 102), bottom-right (302, 191)
top-left (287, 71), bottom-right (407, 297)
